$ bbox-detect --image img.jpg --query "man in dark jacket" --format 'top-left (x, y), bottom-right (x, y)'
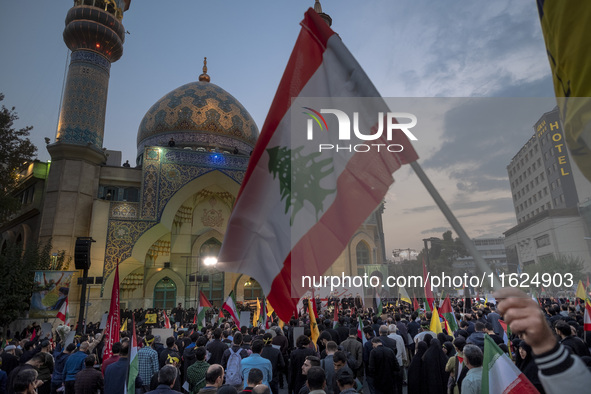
top-left (146, 365), bottom-right (182, 394)
top-left (159, 337), bottom-right (179, 369)
top-left (368, 338), bottom-right (399, 394)
top-left (205, 328), bottom-right (227, 365)
top-left (340, 329), bottom-right (362, 379)
top-left (51, 343), bottom-right (74, 394)
top-left (466, 322), bottom-right (486, 351)
top-left (105, 343), bottom-right (143, 394)
top-left (74, 355), bottom-right (103, 394)
top-left (556, 321), bottom-right (591, 357)
top-left (260, 333), bottom-right (285, 394)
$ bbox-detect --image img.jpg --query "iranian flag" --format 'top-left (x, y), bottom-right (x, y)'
top-left (197, 291), bottom-right (213, 328)
top-left (498, 319), bottom-right (513, 360)
top-left (102, 261), bottom-right (120, 361)
top-left (357, 316), bottom-right (367, 345)
top-left (222, 291), bottom-right (240, 326)
top-left (126, 316), bottom-right (138, 394)
top-left (217, 8), bottom-right (418, 322)
top-left (56, 297), bottom-right (70, 325)
top-left (482, 334), bottom-right (539, 394)
top-left (439, 296), bottom-right (458, 333)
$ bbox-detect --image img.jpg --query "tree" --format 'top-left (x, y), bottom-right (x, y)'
top-left (0, 239), bottom-right (70, 329)
top-left (523, 254), bottom-right (585, 296)
top-left (0, 93), bottom-right (37, 215)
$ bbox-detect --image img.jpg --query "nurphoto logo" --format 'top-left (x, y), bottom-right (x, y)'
top-left (303, 107), bottom-right (418, 152)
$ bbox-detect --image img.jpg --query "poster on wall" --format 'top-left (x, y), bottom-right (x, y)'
top-left (29, 271), bottom-right (75, 319)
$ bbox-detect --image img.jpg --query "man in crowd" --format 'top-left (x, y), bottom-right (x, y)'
top-left (138, 334), bottom-right (160, 392)
top-left (186, 347), bottom-right (209, 394)
top-left (339, 329), bottom-right (362, 379)
top-left (460, 345), bottom-right (483, 394)
top-left (298, 356), bottom-right (320, 394)
top-left (12, 369), bottom-right (42, 394)
top-left (101, 342), bottom-right (121, 376)
top-left (368, 337), bottom-right (398, 394)
top-left (241, 340), bottom-right (272, 389)
top-left (555, 320), bottom-right (591, 357)
top-left (74, 355), bottom-right (103, 394)
top-left (7, 354), bottom-right (44, 394)
top-left (62, 342), bottom-right (89, 394)
top-left (334, 368), bottom-right (356, 394)
top-left (197, 364), bottom-right (224, 394)
top-left (146, 365), bottom-right (181, 394)
top-left (206, 328), bottom-right (227, 366)
top-left (305, 367), bottom-right (326, 394)
top-left (240, 368), bottom-right (263, 394)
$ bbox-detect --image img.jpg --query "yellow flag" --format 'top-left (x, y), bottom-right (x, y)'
top-left (308, 299), bottom-right (319, 344)
top-left (399, 286), bottom-right (411, 305)
top-left (577, 280), bottom-right (587, 300)
top-left (538, 2), bottom-right (591, 182)
top-left (278, 319), bottom-right (284, 329)
top-left (253, 297), bottom-right (260, 325)
top-left (145, 313), bottom-right (157, 324)
top-left (120, 318), bottom-right (128, 332)
top-left (430, 307), bottom-right (443, 334)
top-left (266, 299), bottom-right (274, 317)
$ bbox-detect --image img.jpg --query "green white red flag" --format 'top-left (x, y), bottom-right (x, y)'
top-left (482, 334), bottom-right (539, 394)
top-left (439, 296), bottom-right (458, 333)
top-left (217, 8), bottom-right (418, 322)
top-left (126, 316), bottom-right (138, 394)
top-left (197, 291), bottom-right (213, 328)
top-left (222, 291), bottom-right (240, 326)
top-left (357, 316), bottom-right (367, 345)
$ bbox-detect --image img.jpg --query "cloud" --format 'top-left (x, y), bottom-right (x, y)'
top-left (421, 227), bottom-right (451, 235)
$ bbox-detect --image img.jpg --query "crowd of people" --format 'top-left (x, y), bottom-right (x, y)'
top-left (1, 288), bottom-right (591, 394)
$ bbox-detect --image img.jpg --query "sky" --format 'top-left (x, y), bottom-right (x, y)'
top-left (0, 1), bottom-right (556, 257)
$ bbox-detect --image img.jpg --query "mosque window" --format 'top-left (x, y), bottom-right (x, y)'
top-left (154, 277), bottom-right (176, 309)
top-left (243, 277), bottom-right (262, 300)
top-left (356, 241), bottom-right (371, 265)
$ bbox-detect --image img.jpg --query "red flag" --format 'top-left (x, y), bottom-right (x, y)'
top-left (192, 313), bottom-right (196, 325)
top-left (412, 296), bottom-right (419, 312)
top-left (217, 8), bottom-right (418, 322)
top-left (423, 260), bottom-right (434, 311)
top-left (31, 329), bottom-right (36, 341)
top-left (163, 310), bottom-right (171, 329)
top-left (102, 261), bottom-right (121, 361)
top-left (585, 299), bottom-right (591, 332)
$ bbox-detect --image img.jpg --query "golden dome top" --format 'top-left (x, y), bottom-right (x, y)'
top-left (137, 79), bottom-right (259, 158)
top-left (198, 57), bottom-right (210, 83)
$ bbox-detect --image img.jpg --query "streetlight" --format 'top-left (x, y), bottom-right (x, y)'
top-left (203, 256), bottom-right (218, 266)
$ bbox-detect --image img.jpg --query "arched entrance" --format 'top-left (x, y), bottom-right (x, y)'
top-left (153, 277), bottom-right (177, 309)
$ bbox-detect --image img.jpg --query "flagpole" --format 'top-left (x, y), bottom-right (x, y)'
top-left (326, 39), bottom-right (501, 289)
top-left (410, 162), bottom-right (502, 289)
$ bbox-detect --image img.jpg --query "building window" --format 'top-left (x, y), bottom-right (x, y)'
top-left (535, 235), bottom-right (550, 248)
top-left (356, 242), bottom-right (371, 265)
top-left (154, 277), bottom-right (176, 309)
top-left (243, 277), bottom-right (262, 300)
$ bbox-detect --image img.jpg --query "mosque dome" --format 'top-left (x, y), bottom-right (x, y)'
top-left (136, 59), bottom-right (259, 160)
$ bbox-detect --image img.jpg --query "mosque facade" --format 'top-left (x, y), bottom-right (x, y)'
top-left (0, 0), bottom-right (387, 324)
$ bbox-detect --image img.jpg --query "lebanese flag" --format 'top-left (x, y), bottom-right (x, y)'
top-left (482, 334), bottom-right (539, 394)
top-left (102, 260), bottom-right (121, 361)
top-left (163, 310), bottom-right (171, 329)
top-left (584, 298), bottom-right (591, 331)
top-left (423, 260), bottom-right (434, 312)
top-left (217, 8), bottom-right (418, 322)
top-left (56, 297), bottom-right (70, 325)
top-left (222, 291), bottom-right (240, 326)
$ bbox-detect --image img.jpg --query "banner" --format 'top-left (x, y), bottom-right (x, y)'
top-left (29, 271), bottom-right (75, 319)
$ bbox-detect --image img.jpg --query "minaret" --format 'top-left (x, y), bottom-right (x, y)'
top-left (40, 1), bottom-right (131, 250)
top-left (314, 0), bottom-right (332, 26)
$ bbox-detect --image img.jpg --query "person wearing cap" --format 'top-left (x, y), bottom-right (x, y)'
top-left (1, 345), bottom-right (19, 377)
top-left (36, 340), bottom-right (54, 394)
top-left (138, 334), bottom-right (159, 392)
